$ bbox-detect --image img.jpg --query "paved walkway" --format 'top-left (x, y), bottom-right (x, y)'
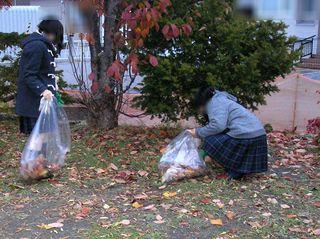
top-left (119, 72), bottom-right (320, 133)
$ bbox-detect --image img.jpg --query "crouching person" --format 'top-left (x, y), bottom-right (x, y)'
top-left (188, 86), bottom-right (268, 180)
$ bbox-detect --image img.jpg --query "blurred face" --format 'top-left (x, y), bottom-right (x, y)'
top-left (198, 105), bottom-right (205, 114)
top-left (44, 33), bottom-right (56, 42)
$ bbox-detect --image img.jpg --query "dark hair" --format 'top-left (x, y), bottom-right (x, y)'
top-left (38, 18), bottom-right (64, 54)
top-left (194, 86), bottom-right (215, 108)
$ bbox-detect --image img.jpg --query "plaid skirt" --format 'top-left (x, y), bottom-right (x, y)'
top-left (203, 134), bottom-right (268, 174)
top-left (19, 116), bottom-right (37, 135)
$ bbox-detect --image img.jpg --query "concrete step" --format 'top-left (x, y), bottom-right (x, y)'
top-left (298, 62), bottom-right (320, 69)
top-left (301, 58), bottom-right (320, 64)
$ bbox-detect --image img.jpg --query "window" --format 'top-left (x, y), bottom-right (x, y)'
top-left (297, 0), bottom-right (316, 21)
top-left (302, 0), bottom-right (315, 12)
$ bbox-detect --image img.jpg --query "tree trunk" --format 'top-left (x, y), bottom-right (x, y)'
top-left (88, 96), bottom-right (118, 128)
top-left (86, 0), bottom-right (121, 129)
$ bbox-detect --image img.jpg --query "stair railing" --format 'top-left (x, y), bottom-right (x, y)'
top-left (291, 35), bottom-right (316, 61)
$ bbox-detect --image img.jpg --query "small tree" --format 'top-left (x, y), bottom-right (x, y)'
top-left (135, 0), bottom-right (300, 122)
top-left (0, 32), bottom-right (73, 103)
top-left (67, 0), bottom-right (192, 129)
top-left (0, 32), bottom-right (25, 102)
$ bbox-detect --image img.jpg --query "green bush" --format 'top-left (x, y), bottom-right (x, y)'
top-left (135, 0), bottom-right (300, 122)
top-left (0, 32), bottom-right (74, 104)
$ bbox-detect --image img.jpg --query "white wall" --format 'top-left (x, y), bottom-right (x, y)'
top-left (0, 6), bottom-right (40, 33)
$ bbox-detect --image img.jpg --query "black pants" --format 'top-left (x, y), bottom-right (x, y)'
top-left (19, 116), bottom-right (37, 135)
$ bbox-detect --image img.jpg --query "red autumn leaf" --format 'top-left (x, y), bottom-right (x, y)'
top-left (107, 61), bottom-right (123, 81)
top-left (149, 55), bottom-right (158, 67)
top-left (141, 28), bottom-right (150, 38)
top-left (151, 8), bottom-right (160, 21)
top-left (314, 201), bottom-right (320, 208)
top-left (104, 85), bottom-right (112, 94)
top-left (155, 23), bottom-right (160, 32)
top-left (158, 0), bottom-right (172, 13)
top-left (121, 12), bottom-right (132, 21)
top-left (162, 24), bottom-right (170, 36)
top-left (201, 198), bottom-right (211, 204)
top-left (88, 72), bottom-right (95, 81)
top-left (171, 24), bottom-right (180, 38)
top-left (128, 54), bottom-right (139, 74)
top-left (137, 38), bottom-right (144, 47)
top-left (146, 12), bottom-right (152, 22)
top-left (85, 34), bottom-right (95, 45)
top-left (162, 24), bottom-right (171, 40)
top-left (91, 82), bottom-right (98, 93)
top-left (182, 24), bottom-right (192, 36)
top-left (216, 173), bottom-right (228, 180)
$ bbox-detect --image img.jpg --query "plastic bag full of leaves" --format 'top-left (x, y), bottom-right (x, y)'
top-left (158, 130), bottom-right (207, 183)
top-left (20, 97), bottom-right (71, 180)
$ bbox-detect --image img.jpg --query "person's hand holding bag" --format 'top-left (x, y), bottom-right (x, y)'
top-left (41, 89), bottom-right (53, 100)
top-left (187, 128), bottom-right (197, 137)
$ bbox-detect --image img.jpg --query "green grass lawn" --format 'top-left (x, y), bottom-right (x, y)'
top-left (0, 120), bottom-right (319, 239)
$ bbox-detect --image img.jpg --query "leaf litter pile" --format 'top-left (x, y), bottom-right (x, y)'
top-left (0, 121), bottom-right (319, 239)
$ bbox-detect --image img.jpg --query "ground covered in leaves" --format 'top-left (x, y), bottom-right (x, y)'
top-left (0, 120), bottom-right (319, 239)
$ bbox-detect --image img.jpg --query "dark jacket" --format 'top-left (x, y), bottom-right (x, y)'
top-left (16, 32), bottom-right (57, 118)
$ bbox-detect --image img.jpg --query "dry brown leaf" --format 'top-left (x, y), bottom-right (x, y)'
top-left (280, 204), bottom-right (290, 209)
top-left (120, 219), bottom-right (130, 226)
top-left (163, 191), bottom-right (177, 199)
top-left (210, 219), bottom-right (223, 226)
top-left (132, 202), bottom-right (143, 209)
top-left (143, 204), bottom-right (156, 210)
top-left (247, 221), bottom-right (262, 229)
top-left (226, 211), bottom-right (235, 220)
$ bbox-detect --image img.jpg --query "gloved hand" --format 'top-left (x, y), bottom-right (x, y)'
top-left (41, 89), bottom-right (53, 100)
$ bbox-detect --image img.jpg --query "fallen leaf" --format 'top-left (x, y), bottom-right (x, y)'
top-left (76, 207), bottom-right (91, 219)
top-left (143, 204), bottom-right (156, 210)
top-left (138, 170), bottom-right (148, 177)
top-left (134, 194), bottom-right (148, 200)
top-left (14, 204), bottom-right (25, 209)
top-left (212, 199), bottom-right (224, 208)
top-left (132, 202), bottom-right (143, 209)
top-left (37, 221), bottom-right (64, 230)
top-left (163, 191), bottom-right (177, 199)
top-left (120, 219), bottom-right (130, 226)
top-left (161, 203), bottom-right (172, 210)
top-left (108, 163), bottom-right (118, 171)
top-left (226, 211), bottom-right (235, 220)
top-left (262, 212), bottom-right (272, 217)
top-left (210, 219), bottom-right (223, 226)
top-left (103, 204), bottom-right (110, 210)
top-left (201, 198), bottom-right (211, 204)
top-left (313, 201), bottom-right (320, 208)
top-left (154, 214), bottom-right (164, 224)
top-left (280, 204), bottom-right (290, 209)
top-left (267, 198), bottom-right (278, 204)
top-left (313, 228), bottom-right (320, 236)
top-left (247, 221), bottom-right (261, 229)
top-left (289, 227), bottom-right (304, 233)
top-left (295, 149), bottom-right (306, 154)
top-left (287, 214), bottom-right (298, 219)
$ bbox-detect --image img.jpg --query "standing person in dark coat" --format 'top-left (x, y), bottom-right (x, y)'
top-left (187, 86), bottom-right (268, 180)
top-left (16, 19), bottom-right (64, 135)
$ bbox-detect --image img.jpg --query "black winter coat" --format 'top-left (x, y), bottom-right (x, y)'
top-left (16, 32), bottom-right (57, 118)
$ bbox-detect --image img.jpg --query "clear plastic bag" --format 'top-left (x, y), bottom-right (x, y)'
top-left (20, 97), bottom-right (71, 180)
top-left (158, 131), bottom-right (207, 183)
